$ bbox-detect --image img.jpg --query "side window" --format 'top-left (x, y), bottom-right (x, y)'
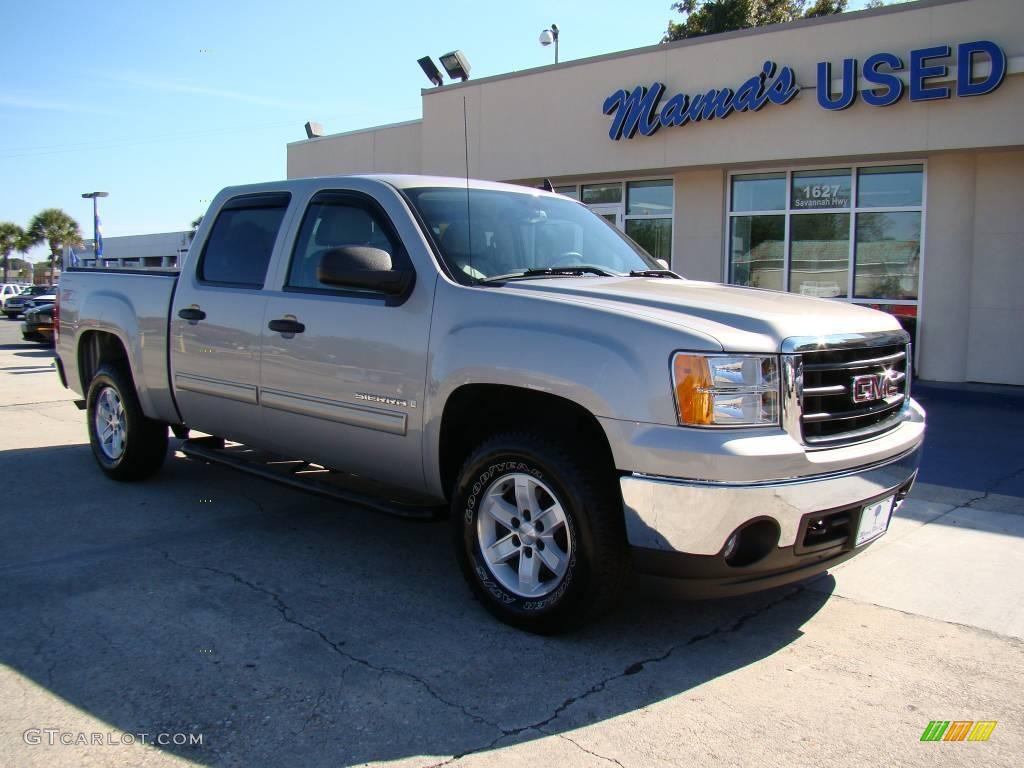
top-left (287, 198), bottom-right (401, 291)
top-left (198, 194), bottom-right (289, 287)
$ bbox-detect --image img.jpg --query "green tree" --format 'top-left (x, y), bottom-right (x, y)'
top-left (0, 222), bottom-right (24, 283)
top-left (26, 208), bottom-right (82, 284)
top-left (664, 0), bottom-right (847, 41)
top-left (189, 214), bottom-right (204, 242)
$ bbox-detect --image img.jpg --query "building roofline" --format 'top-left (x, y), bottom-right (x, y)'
top-left (419, 0), bottom-right (969, 95)
top-left (287, 118), bottom-right (422, 148)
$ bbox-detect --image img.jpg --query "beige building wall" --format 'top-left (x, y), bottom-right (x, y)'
top-left (287, 120), bottom-right (422, 179)
top-left (965, 151), bottom-right (1024, 384)
top-left (412, 0), bottom-right (1023, 182)
top-left (918, 153), bottom-right (976, 382)
top-left (673, 169), bottom-right (724, 282)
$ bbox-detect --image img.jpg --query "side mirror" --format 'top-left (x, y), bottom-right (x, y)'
top-left (317, 246), bottom-right (413, 295)
top-left (655, 258), bottom-right (670, 270)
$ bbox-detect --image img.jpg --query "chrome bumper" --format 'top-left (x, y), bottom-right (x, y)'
top-left (620, 442), bottom-right (922, 556)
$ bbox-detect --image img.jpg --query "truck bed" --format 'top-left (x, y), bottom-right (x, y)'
top-left (56, 267), bottom-right (181, 424)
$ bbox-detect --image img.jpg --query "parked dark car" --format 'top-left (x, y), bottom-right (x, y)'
top-left (21, 302), bottom-right (55, 345)
top-left (5, 285), bottom-right (57, 319)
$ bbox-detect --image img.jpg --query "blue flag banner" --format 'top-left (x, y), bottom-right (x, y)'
top-left (95, 214), bottom-right (104, 258)
top-left (69, 245), bottom-right (80, 268)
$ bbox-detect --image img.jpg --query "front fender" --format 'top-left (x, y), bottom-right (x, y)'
top-left (421, 280), bottom-right (722, 497)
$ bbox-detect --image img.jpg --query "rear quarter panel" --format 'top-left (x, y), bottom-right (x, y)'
top-left (57, 270), bottom-right (180, 423)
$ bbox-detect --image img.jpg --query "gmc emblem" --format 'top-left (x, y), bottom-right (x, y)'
top-left (851, 372), bottom-right (899, 404)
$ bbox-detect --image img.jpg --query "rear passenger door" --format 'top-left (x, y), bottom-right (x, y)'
top-left (170, 192), bottom-right (290, 445)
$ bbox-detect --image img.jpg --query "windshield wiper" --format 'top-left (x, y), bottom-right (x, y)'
top-left (477, 266), bottom-right (615, 284)
top-left (628, 269), bottom-right (681, 279)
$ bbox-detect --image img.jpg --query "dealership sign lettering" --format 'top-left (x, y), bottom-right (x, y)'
top-left (603, 40), bottom-right (1006, 141)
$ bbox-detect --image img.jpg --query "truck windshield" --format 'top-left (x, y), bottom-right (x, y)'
top-left (404, 187), bottom-right (661, 284)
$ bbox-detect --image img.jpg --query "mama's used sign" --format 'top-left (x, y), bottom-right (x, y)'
top-left (602, 40), bottom-right (1005, 141)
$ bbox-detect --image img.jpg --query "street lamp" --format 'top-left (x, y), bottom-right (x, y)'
top-left (539, 23), bottom-right (559, 64)
top-left (81, 191), bottom-right (108, 261)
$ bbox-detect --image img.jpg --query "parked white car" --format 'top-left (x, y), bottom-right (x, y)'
top-left (0, 283), bottom-right (27, 310)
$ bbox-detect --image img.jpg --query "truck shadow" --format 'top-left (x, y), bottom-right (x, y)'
top-left (0, 443), bottom-right (833, 767)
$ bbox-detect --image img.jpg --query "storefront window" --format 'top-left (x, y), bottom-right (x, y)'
top-left (790, 213), bottom-right (850, 297)
top-left (727, 163), bottom-right (923, 329)
top-left (729, 215), bottom-right (784, 290)
top-left (857, 165), bottom-right (923, 208)
top-left (627, 180), bottom-right (672, 216)
top-left (623, 180), bottom-right (673, 262)
top-left (581, 183), bottom-right (622, 205)
top-left (626, 219), bottom-right (672, 262)
top-left (854, 212), bottom-right (921, 299)
top-left (731, 173), bottom-right (785, 212)
top-left (554, 185), bottom-right (579, 200)
top-left (791, 169), bottom-right (851, 210)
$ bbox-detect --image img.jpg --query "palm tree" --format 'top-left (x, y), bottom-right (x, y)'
top-left (189, 214), bottom-right (204, 242)
top-left (0, 222), bottom-right (24, 283)
top-left (27, 209), bottom-right (82, 284)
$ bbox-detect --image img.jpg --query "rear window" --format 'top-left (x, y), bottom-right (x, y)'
top-left (198, 193), bottom-right (290, 287)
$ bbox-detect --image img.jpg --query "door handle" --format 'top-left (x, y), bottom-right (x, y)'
top-left (268, 318), bottom-right (306, 334)
top-left (178, 307), bottom-right (206, 321)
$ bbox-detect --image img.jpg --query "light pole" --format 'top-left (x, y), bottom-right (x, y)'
top-left (539, 23), bottom-right (559, 64)
top-left (81, 191), bottom-right (109, 262)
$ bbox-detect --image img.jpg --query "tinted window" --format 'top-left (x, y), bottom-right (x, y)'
top-left (199, 196), bottom-right (289, 286)
top-left (288, 199), bottom-right (401, 291)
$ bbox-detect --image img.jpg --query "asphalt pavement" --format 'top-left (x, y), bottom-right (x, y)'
top-left (0, 318), bottom-right (1021, 768)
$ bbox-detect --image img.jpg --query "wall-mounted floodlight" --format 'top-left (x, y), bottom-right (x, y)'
top-left (439, 50), bottom-right (471, 82)
top-left (304, 121), bottom-right (323, 139)
top-left (418, 56), bottom-right (444, 87)
top-left (539, 23), bottom-right (559, 64)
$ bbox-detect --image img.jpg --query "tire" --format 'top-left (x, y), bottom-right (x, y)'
top-left (86, 364), bottom-right (168, 481)
top-left (451, 432), bottom-right (629, 633)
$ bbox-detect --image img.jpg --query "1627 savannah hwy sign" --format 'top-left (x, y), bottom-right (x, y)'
top-left (602, 40), bottom-right (1006, 141)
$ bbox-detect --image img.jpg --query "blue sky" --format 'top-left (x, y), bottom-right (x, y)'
top-left (1, 0), bottom-right (881, 263)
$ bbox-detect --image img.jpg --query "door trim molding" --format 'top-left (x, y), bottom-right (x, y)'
top-left (260, 387), bottom-right (408, 435)
top-left (175, 373), bottom-right (259, 405)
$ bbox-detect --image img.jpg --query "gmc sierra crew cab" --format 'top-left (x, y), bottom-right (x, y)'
top-left (55, 175), bottom-right (925, 632)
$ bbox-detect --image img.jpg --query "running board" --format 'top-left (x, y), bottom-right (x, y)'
top-left (180, 437), bottom-right (443, 520)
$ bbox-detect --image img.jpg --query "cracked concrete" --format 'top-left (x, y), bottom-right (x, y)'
top-left (0, 321), bottom-right (1022, 767)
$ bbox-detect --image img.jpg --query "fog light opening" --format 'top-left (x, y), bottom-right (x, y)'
top-left (723, 519), bottom-right (780, 568)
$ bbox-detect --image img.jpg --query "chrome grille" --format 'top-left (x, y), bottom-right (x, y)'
top-left (784, 332), bottom-right (911, 448)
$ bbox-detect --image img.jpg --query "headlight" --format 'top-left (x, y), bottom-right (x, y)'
top-left (672, 353), bottom-right (780, 427)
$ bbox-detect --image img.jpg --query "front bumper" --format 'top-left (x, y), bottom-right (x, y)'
top-left (621, 441), bottom-right (922, 595)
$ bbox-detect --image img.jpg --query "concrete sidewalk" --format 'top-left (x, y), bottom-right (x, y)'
top-left (0, 324), bottom-right (1020, 768)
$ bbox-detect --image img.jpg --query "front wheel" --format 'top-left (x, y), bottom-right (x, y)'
top-left (86, 364), bottom-right (168, 481)
top-left (451, 432), bottom-right (629, 633)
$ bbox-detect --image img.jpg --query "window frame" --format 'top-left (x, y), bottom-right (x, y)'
top-left (196, 192), bottom-right (292, 289)
top-left (282, 189), bottom-right (414, 301)
top-left (725, 160), bottom-right (926, 308)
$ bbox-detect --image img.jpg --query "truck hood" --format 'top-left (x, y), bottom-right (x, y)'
top-left (501, 277), bottom-right (903, 352)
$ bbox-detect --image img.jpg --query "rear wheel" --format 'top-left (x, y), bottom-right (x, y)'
top-left (451, 432), bottom-right (629, 633)
top-left (86, 364), bottom-right (168, 481)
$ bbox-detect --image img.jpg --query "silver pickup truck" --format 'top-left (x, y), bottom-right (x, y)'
top-left (55, 175), bottom-right (924, 632)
